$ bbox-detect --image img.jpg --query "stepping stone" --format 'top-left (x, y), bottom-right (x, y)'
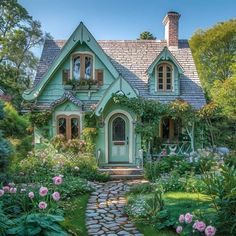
top-left (86, 180), bottom-right (143, 236)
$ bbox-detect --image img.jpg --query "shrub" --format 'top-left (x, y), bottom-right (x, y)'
top-left (0, 102), bottom-right (29, 138)
top-left (202, 165), bottom-right (236, 235)
top-left (0, 131), bottom-right (13, 171)
top-left (126, 188), bottom-right (175, 230)
top-left (7, 213), bottom-right (67, 236)
top-left (155, 173), bottom-right (207, 193)
top-left (11, 142), bottom-right (110, 183)
top-left (128, 183), bottom-right (154, 195)
top-left (144, 155), bottom-right (216, 182)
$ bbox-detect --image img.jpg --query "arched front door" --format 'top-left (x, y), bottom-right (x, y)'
top-left (108, 113), bottom-right (129, 163)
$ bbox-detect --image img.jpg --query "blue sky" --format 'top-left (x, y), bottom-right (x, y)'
top-left (19, 0), bottom-right (235, 41)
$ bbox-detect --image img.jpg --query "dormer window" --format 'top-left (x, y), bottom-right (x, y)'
top-left (72, 53), bottom-right (93, 80)
top-left (156, 63), bottom-right (173, 91)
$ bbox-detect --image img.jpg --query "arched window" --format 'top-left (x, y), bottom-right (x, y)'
top-left (72, 53), bottom-right (93, 80)
top-left (112, 117), bottom-right (126, 141)
top-left (57, 115), bottom-right (80, 139)
top-left (157, 63), bottom-right (172, 91)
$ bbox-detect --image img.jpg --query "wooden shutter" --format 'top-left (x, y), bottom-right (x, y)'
top-left (62, 69), bottom-right (70, 84)
top-left (95, 69), bottom-right (104, 86)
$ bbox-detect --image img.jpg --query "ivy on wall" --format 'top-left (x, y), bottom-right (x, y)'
top-left (112, 94), bottom-right (219, 151)
top-left (29, 111), bottom-right (52, 128)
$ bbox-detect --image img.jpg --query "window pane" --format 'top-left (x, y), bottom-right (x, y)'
top-left (158, 66), bottom-right (163, 72)
top-left (58, 118), bottom-right (66, 136)
top-left (162, 118), bottom-right (170, 139)
top-left (167, 84), bottom-right (171, 90)
top-left (158, 73), bottom-right (163, 77)
top-left (112, 117), bottom-right (125, 141)
top-left (167, 78), bottom-right (171, 83)
top-left (167, 72), bottom-right (171, 78)
top-left (73, 55), bottom-right (80, 80)
top-left (71, 118), bottom-right (79, 139)
top-left (167, 66), bottom-right (171, 72)
top-left (84, 56), bottom-right (92, 79)
top-left (159, 84), bottom-right (163, 89)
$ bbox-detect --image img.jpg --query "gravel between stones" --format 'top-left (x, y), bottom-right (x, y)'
top-left (86, 180), bottom-right (145, 236)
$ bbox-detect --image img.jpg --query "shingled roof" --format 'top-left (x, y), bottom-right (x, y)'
top-left (34, 39), bottom-right (206, 109)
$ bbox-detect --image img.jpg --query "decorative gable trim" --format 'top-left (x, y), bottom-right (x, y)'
top-left (147, 46), bottom-right (184, 75)
top-left (23, 22), bottom-right (119, 101)
top-left (94, 76), bottom-right (137, 116)
top-left (50, 91), bottom-right (83, 109)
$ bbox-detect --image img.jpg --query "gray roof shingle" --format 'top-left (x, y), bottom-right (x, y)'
top-left (34, 39), bottom-right (206, 109)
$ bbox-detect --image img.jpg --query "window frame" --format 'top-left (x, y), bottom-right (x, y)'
top-left (70, 52), bottom-right (95, 81)
top-left (56, 115), bottom-right (80, 140)
top-left (155, 62), bottom-right (173, 92)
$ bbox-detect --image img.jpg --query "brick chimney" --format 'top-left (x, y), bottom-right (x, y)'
top-left (163, 11), bottom-right (181, 49)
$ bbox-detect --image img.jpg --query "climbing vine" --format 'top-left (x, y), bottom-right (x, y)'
top-left (29, 111), bottom-right (52, 128)
top-left (113, 94), bottom-right (201, 151)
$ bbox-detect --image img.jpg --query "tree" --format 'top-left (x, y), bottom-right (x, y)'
top-left (139, 31), bottom-right (156, 40)
top-left (189, 19), bottom-right (236, 97)
top-left (0, 0), bottom-right (45, 108)
top-left (211, 75), bottom-right (236, 120)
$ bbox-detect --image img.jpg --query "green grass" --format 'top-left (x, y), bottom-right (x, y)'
top-left (128, 191), bottom-right (214, 236)
top-left (164, 192), bottom-right (213, 219)
top-left (136, 223), bottom-right (176, 236)
top-left (62, 194), bottom-right (89, 236)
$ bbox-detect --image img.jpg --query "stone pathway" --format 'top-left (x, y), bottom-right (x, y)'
top-left (86, 181), bottom-right (144, 236)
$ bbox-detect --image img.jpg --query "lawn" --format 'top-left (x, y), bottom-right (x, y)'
top-left (62, 194), bottom-right (90, 236)
top-left (128, 191), bottom-right (214, 236)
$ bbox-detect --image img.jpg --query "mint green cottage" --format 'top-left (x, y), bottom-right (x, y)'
top-left (22, 12), bottom-right (205, 168)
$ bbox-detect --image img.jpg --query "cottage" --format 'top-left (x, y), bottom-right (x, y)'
top-left (23, 12), bottom-right (205, 170)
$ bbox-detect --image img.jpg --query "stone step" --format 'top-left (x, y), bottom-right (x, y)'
top-left (99, 168), bottom-right (143, 176)
top-left (110, 174), bottom-right (144, 180)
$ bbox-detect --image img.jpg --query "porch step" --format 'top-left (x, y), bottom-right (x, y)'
top-left (99, 167), bottom-right (144, 180)
top-left (110, 174), bottom-right (144, 180)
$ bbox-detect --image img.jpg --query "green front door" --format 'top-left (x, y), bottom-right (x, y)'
top-left (108, 113), bottom-right (129, 163)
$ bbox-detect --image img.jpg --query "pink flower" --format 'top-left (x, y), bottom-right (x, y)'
top-left (52, 176), bottom-right (62, 185)
top-left (184, 213), bottom-right (193, 223)
top-left (38, 201), bottom-right (47, 209)
top-left (0, 189), bottom-right (4, 197)
top-left (52, 191), bottom-right (60, 201)
top-left (39, 187), bottom-right (48, 196)
top-left (28, 192), bottom-right (34, 199)
top-left (176, 226), bottom-right (183, 234)
top-left (193, 221), bottom-right (206, 232)
top-left (3, 186), bottom-right (10, 192)
top-left (205, 225), bottom-right (216, 236)
top-left (9, 187), bottom-right (17, 193)
top-left (179, 214), bottom-right (185, 223)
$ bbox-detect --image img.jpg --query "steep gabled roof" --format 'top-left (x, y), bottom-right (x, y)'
top-left (147, 46), bottom-right (184, 75)
top-left (29, 38), bottom-right (206, 109)
top-left (23, 22), bottom-right (119, 101)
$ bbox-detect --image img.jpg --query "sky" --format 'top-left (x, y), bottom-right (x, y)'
top-left (18, 0), bottom-right (236, 54)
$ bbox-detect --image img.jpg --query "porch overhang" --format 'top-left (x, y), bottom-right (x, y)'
top-left (94, 76), bottom-right (138, 116)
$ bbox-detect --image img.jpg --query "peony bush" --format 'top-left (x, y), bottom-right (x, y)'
top-left (0, 175), bottom-right (68, 235)
top-left (176, 213), bottom-right (216, 236)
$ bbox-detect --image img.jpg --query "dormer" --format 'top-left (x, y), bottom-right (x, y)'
top-left (147, 46), bottom-right (184, 95)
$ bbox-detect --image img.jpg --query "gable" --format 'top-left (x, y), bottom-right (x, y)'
top-left (147, 46), bottom-right (184, 75)
top-left (23, 22), bottom-right (119, 102)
